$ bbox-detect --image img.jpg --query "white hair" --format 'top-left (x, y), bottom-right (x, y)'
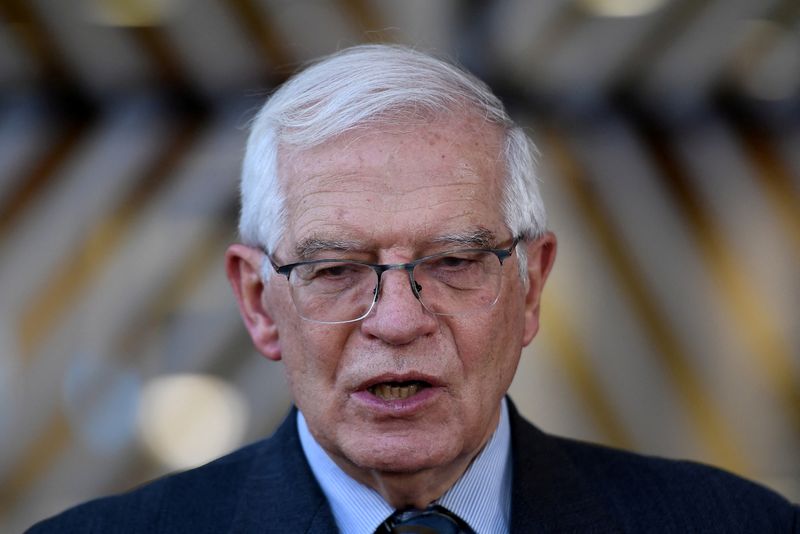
top-left (239, 44), bottom-right (546, 278)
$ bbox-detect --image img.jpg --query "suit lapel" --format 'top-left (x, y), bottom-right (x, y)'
top-left (226, 401), bottom-right (620, 533)
top-left (229, 409), bottom-right (339, 534)
top-left (508, 400), bottom-right (621, 533)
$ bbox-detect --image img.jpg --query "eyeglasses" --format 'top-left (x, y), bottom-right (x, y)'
top-left (268, 238), bottom-right (518, 324)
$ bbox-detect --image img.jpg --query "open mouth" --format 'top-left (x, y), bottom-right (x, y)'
top-left (367, 380), bottom-right (430, 401)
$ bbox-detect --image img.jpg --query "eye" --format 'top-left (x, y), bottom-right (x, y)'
top-left (430, 254), bottom-right (478, 270)
top-left (417, 252), bottom-right (492, 290)
top-left (308, 262), bottom-right (360, 279)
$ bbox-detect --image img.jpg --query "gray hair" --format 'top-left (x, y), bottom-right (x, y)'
top-left (239, 44), bottom-right (546, 278)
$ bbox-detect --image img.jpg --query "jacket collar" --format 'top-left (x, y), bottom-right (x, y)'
top-left (230, 407), bottom-right (338, 534)
top-left (507, 398), bottom-right (621, 532)
top-left (228, 401), bottom-right (619, 533)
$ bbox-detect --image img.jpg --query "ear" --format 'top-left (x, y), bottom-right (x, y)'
top-left (521, 232), bottom-right (557, 346)
top-left (225, 244), bottom-right (282, 361)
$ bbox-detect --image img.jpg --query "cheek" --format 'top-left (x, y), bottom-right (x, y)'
top-left (451, 308), bottom-right (519, 381)
top-left (277, 318), bottom-right (353, 394)
top-left (474, 293), bottom-right (526, 384)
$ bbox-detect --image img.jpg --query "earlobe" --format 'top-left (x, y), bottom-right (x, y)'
top-left (225, 244), bottom-right (282, 361)
top-left (521, 232), bottom-right (557, 346)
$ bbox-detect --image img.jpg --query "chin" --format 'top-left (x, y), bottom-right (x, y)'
top-left (343, 432), bottom-right (462, 474)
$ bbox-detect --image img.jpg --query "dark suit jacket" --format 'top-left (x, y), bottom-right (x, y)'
top-left (28, 400), bottom-right (799, 533)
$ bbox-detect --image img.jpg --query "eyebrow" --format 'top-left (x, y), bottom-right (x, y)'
top-left (429, 227), bottom-right (498, 249)
top-left (291, 227), bottom-right (500, 260)
top-left (293, 236), bottom-right (366, 260)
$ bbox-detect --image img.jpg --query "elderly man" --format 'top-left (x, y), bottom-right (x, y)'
top-left (29, 45), bottom-right (798, 533)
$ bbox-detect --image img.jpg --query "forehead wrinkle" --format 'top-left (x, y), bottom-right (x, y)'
top-left (297, 172), bottom-right (484, 195)
top-left (290, 151), bottom-right (488, 189)
top-left (292, 180), bottom-right (490, 220)
top-left (287, 178), bottom-right (365, 207)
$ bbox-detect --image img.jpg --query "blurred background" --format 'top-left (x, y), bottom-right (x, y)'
top-left (1, 0), bottom-right (798, 530)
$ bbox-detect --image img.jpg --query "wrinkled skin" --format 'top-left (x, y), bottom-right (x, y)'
top-left (226, 114), bottom-right (556, 508)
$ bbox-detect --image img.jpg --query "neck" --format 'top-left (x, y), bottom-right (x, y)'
top-left (336, 452), bottom-right (477, 509)
top-left (328, 407), bottom-right (501, 509)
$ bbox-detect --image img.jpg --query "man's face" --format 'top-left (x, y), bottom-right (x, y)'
top-left (250, 115), bottom-right (551, 478)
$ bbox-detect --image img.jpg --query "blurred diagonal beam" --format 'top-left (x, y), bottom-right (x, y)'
top-left (542, 295), bottom-right (636, 449)
top-left (544, 126), bottom-right (752, 474)
top-left (610, 0), bottom-right (713, 89)
top-left (454, 0), bottom-right (588, 105)
top-left (0, 411), bottom-right (71, 523)
top-left (18, 116), bottom-right (206, 361)
top-left (618, 98), bottom-right (800, 439)
top-left (755, 0), bottom-right (800, 30)
top-left (128, 25), bottom-right (188, 88)
top-left (0, 222), bottom-right (235, 519)
top-left (123, 23), bottom-right (203, 111)
top-left (719, 0), bottom-right (800, 98)
top-left (0, 118), bottom-right (93, 241)
top-left (715, 98), bottom-right (800, 263)
top-left (523, 1), bottom-right (585, 69)
top-left (0, 0), bottom-right (96, 241)
top-left (115, 217), bottom-right (237, 362)
top-left (711, 0), bottom-right (800, 262)
top-left (336, 0), bottom-right (391, 41)
top-left (0, 0), bottom-right (81, 86)
top-left (226, 0), bottom-right (293, 74)
top-left (772, 0), bottom-right (800, 20)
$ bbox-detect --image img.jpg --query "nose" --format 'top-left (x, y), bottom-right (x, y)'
top-left (360, 268), bottom-right (437, 345)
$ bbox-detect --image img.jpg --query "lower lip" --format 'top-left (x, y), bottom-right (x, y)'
top-left (350, 386), bottom-right (441, 416)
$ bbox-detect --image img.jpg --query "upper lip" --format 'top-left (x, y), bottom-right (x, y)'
top-left (356, 372), bottom-right (444, 391)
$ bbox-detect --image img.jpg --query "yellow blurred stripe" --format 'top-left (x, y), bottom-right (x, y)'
top-left (623, 107), bottom-right (800, 440)
top-left (0, 411), bottom-right (71, 521)
top-left (336, 0), bottom-right (393, 41)
top-left (2, 227), bottom-right (233, 521)
top-left (227, 0), bottom-right (293, 70)
top-left (545, 127), bottom-right (753, 474)
top-left (18, 120), bottom-right (203, 362)
top-left (115, 223), bottom-right (235, 360)
top-left (0, 120), bottom-right (91, 241)
top-left (723, 113), bottom-right (800, 263)
top-left (541, 295), bottom-right (636, 449)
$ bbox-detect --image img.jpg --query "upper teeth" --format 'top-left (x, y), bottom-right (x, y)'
top-left (371, 383), bottom-right (421, 400)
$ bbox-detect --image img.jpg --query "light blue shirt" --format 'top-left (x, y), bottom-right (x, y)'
top-left (297, 398), bottom-right (512, 534)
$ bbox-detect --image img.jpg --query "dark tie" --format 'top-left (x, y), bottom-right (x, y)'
top-left (375, 504), bottom-right (475, 534)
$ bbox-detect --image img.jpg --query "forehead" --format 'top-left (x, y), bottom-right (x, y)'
top-left (277, 116), bottom-right (507, 253)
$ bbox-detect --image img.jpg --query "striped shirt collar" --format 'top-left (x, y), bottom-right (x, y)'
top-left (297, 398), bottom-right (512, 534)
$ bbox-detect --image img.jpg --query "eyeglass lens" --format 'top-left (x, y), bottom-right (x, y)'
top-left (287, 250), bottom-right (504, 324)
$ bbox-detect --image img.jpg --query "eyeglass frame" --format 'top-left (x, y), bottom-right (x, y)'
top-left (264, 237), bottom-right (520, 324)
